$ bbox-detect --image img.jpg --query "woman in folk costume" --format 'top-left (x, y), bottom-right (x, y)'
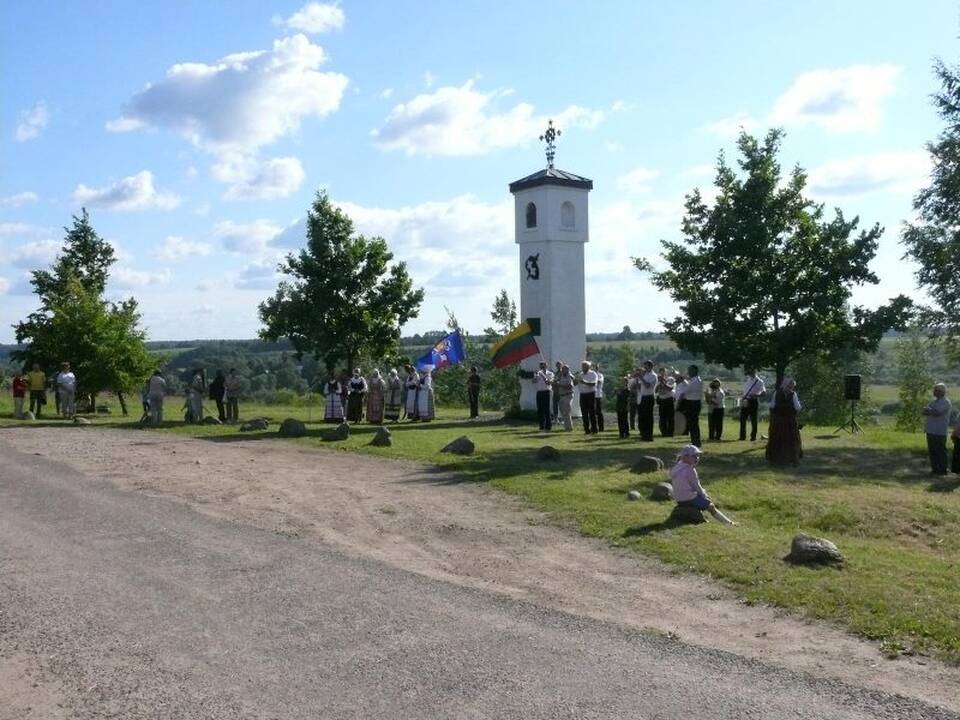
top-left (404, 365), bottom-right (420, 420)
top-left (417, 368), bottom-right (436, 422)
top-left (366, 369), bottom-right (386, 424)
top-left (766, 377), bottom-right (803, 466)
top-left (384, 368), bottom-right (403, 422)
top-left (346, 368), bottom-right (368, 422)
top-left (323, 373), bottom-right (344, 422)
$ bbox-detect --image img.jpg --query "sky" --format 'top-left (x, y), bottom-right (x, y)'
top-left (0, 1), bottom-right (956, 342)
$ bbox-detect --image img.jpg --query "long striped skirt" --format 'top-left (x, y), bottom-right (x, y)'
top-left (405, 387), bottom-right (419, 419)
top-left (324, 393), bottom-right (344, 422)
top-left (384, 390), bottom-right (402, 421)
top-left (417, 388), bottom-right (435, 421)
top-left (366, 390), bottom-right (385, 424)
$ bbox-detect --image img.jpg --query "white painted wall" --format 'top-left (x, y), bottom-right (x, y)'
top-left (512, 182), bottom-right (590, 415)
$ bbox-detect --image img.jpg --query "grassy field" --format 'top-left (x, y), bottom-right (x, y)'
top-left (2, 394), bottom-right (958, 663)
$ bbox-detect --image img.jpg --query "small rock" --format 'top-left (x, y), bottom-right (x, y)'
top-left (73, 417), bottom-right (91, 425)
top-left (323, 422), bottom-right (350, 441)
top-left (536, 445), bottom-right (560, 461)
top-left (441, 435), bottom-right (475, 455)
top-left (785, 534), bottom-right (844, 566)
top-left (240, 418), bottom-right (269, 432)
top-left (626, 490), bottom-right (642, 501)
top-left (202, 416), bottom-right (223, 425)
top-left (669, 504), bottom-right (707, 525)
top-left (650, 482), bottom-right (673, 501)
top-left (278, 418), bottom-right (306, 437)
top-left (631, 456), bottom-right (664, 474)
top-left (369, 426), bottom-right (392, 447)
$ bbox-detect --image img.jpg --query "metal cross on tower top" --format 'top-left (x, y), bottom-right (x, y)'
top-left (539, 120), bottom-right (561, 169)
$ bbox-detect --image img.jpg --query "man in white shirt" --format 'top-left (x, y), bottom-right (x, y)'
top-left (739, 369), bottom-right (766, 442)
top-left (638, 360), bottom-right (657, 441)
top-left (594, 363), bottom-right (606, 433)
top-left (578, 361), bottom-right (598, 435)
top-left (533, 361), bottom-right (555, 432)
top-left (147, 369), bottom-right (167, 424)
top-left (684, 364), bottom-right (704, 448)
top-left (56, 362), bottom-right (77, 418)
top-left (655, 366), bottom-right (676, 437)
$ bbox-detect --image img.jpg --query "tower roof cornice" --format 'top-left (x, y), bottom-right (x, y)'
top-left (508, 168), bottom-right (593, 194)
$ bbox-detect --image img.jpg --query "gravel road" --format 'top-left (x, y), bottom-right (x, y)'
top-left (0, 429), bottom-right (957, 719)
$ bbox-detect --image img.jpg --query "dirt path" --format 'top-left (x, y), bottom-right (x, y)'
top-left (3, 426), bottom-right (958, 714)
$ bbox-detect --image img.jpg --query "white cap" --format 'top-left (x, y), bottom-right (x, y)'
top-left (678, 444), bottom-right (702, 458)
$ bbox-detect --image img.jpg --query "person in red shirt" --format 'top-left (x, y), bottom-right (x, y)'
top-left (12, 370), bottom-right (28, 419)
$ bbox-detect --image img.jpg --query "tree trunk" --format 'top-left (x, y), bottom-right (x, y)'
top-left (775, 364), bottom-right (786, 389)
top-left (117, 392), bottom-right (128, 417)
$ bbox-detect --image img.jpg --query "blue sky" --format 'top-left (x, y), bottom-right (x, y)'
top-left (0, 1), bottom-right (955, 342)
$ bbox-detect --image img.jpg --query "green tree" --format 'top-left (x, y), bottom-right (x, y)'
top-left (259, 192), bottom-right (425, 374)
top-left (895, 331), bottom-right (935, 432)
top-left (791, 347), bottom-right (873, 426)
top-left (636, 129), bottom-right (911, 386)
top-left (615, 343), bottom-right (635, 380)
top-left (13, 210), bottom-right (152, 413)
top-left (485, 289), bottom-right (517, 335)
top-left (902, 60), bottom-right (960, 360)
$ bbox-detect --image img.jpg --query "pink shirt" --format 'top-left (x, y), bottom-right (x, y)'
top-left (669, 461), bottom-right (705, 502)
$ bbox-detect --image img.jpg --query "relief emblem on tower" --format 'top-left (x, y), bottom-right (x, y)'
top-left (525, 253), bottom-right (540, 280)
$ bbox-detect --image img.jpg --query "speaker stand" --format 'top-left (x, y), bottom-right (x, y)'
top-left (834, 400), bottom-right (863, 434)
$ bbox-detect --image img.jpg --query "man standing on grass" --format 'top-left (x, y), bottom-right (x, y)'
top-left (27, 363), bottom-right (46, 418)
top-left (922, 383), bottom-right (952, 476)
top-left (224, 368), bottom-right (241, 423)
top-left (12, 370), bottom-right (27, 419)
top-left (638, 360), bottom-right (657, 442)
top-left (56, 362), bottom-right (77, 419)
top-left (684, 364), bottom-right (704, 448)
top-left (739, 369), bottom-right (766, 442)
top-left (578, 361), bottom-right (598, 435)
top-left (533, 361), bottom-right (554, 432)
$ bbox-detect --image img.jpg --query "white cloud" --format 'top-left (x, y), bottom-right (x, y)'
top-left (111, 266), bottom-right (171, 289)
top-left (616, 167), bottom-right (660, 195)
top-left (423, 71), bottom-right (436, 88)
top-left (235, 259), bottom-right (282, 290)
top-left (0, 276), bottom-right (9, 295)
top-left (807, 151), bottom-right (931, 199)
top-left (196, 280), bottom-right (217, 292)
top-left (153, 235), bottom-right (213, 261)
top-left (705, 64), bottom-right (901, 137)
top-left (11, 239), bottom-right (61, 268)
top-left (380, 87), bottom-right (394, 99)
top-left (680, 164), bottom-right (715, 180)
top-left (0, 192), bottom-right (39, 208)
top-left (215, 155), bottom-right (306, 200)
top-left (107, 34), bottom-right (348, 153)
top-left (770, 64), bottom-right (900, 132)
top-left (214, 219), bottom-right (283, 254)
top-left (15, 102), bottom-right (48, 142)
top-left (273, 2), bottom-right (345, 34)
top-left (372, 80), bottom-right (605, 156)
top-left (72, 171), bottom-right (180, 211)
top-left (702, 111), bottom-right (758, 137)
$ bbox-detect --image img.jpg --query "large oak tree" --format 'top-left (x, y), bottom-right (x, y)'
top-left (259, 192), bottom-right (424, 374)
top-left (636, 130), bottom-right (911, 385)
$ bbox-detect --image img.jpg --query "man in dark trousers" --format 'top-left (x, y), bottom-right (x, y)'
top-left (739, 369), bottom-right (766, 441)
top-left (685, 364), bottom-right (704, 448)
top-left (551, 360), bottom-right (562, 424)
top-left (533, 361), bottom-right (554, 432)
top-left (638, 361), bottom-right (657, 441)
top-left (578, 361), bottom-right (598, 435)
top-left (467, 366), bottom-right (481, 419)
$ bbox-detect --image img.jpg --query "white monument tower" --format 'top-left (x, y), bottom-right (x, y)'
top-left (509, 121), bottom-right (592, 414)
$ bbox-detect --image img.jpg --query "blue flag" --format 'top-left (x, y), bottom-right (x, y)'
top-left (415, 330), bottom-right (466, 371)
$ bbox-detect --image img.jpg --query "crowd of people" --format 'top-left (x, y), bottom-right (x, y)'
top-left (320, 365), bottom-right (436, 424)
top-left (527, 359), bottom-right (803, 466)
top-left (10, 362), bottom-right (77, 419)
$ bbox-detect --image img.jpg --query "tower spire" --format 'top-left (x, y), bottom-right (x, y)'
top-left (539, 120), bottom-right (561, 169)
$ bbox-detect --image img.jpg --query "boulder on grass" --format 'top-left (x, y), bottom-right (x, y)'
top-left (668, 504), bottom-right (706, 525)
top-left (631, 456), bottom-right (664, 474)
top-left (323, 422), bottom-right (350, 441)
top-left (202, 415), bottom-right (223, 425)
top-left (650, 482), bottom-right (673, 501)
top-left (240, 418), bottom-right (269, 432)
top-left (537, 445), bottom-right (560, 461)
top-left (441, 435), bottom-right (475, 455)
top-left (370, 426), bottom-right (392, 447)
top-left (278, 418), bottom-right (306, 437)
top-left (73, 416), bottom-right (91, 425)
top-left (785, 534), bottom-right (844, 566)
top-left (626, 490), bottom-right (642, 501)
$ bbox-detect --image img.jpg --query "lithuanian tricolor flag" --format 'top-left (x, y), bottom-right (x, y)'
top-left (490, 321), bottom-right (540, 368)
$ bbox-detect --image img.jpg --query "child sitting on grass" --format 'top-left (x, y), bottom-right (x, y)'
top-left (669, 444), bottom-right (737, 525)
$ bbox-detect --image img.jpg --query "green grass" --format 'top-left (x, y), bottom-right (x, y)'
top-left (2, 395), bottom-right (958, 663)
